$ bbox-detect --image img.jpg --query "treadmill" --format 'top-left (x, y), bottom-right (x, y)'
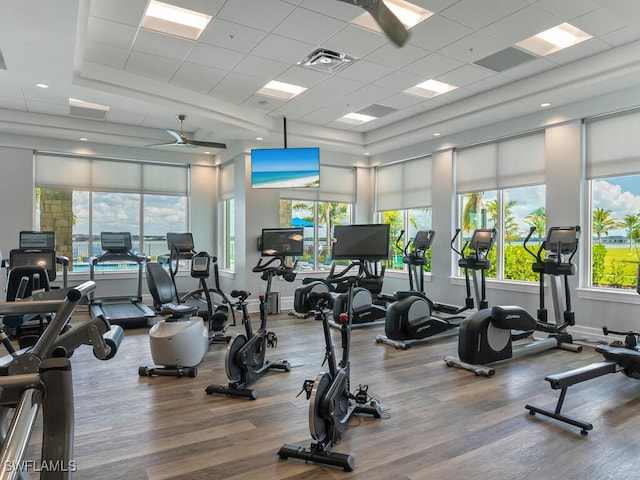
top-left (90, 231), bottom-right (155, 328)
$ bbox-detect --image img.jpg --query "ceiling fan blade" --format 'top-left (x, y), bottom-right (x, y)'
top-left (337, 0), bottom-right (409, 47)
top-left (185, 139), bottom-right (227, 149)
top-left (166, 129), bottom-right (184, 143)
top-left (146, 141), bottom-right (180, 147)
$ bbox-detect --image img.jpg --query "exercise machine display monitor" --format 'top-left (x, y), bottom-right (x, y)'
top-left (166, 232), bottom-right (196, 256)
top-left (468, 228), bottom-right (496, 253)
top-left (332, 224), bottom-right (390, 261)
top-left (101, 231), bottom-right (133, 253)
top-left (19, 231), bottom-right (55, 249)
top-left (261, 228), bottom-right (304, 257)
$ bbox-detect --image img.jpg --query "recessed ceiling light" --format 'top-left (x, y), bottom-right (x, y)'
top-left (204, 151), bottom-right (211, 154)
top-left (404, 79), bottom-right (457, 99)
top-left (36, 83), bottom-right (49, 89)
top-left (79, 137), bottom-right (88, 141)
top-left (364, 152), bottom-right (371, 156)
top-left (516, 23), bottom-right (592, 56)
top-left (433, 132), bottom-right (441, 136)
top-left (540, 102), bottom-right (552, 107)
top-left (353, 0), bottom-right (432, 34)
top-left (257, 81), bottom-right (307, 100)
top-left (142, 0), bottom-right (212, 40)
top-left (336, 112), bottom-right (378, 125)
top-left (256, 137), bottom-right (263, 141)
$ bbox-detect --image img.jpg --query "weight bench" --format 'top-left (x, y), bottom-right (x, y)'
top-left (525, 343), bottom-right (640, 434)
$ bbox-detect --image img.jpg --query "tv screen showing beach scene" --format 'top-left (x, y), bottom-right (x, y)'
top-left (251, 147), bottom-right (320, 189)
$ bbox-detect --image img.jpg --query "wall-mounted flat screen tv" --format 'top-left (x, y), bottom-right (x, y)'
top-left (251, 147), bottom-right (320, 189)
top-left (332, 224), bottom-right (390, 261)
top-left (261, 228), bottom-right (304, 257)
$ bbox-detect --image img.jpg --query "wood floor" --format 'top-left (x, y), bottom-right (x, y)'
top-left (22, 307), bottom-right (640, 479)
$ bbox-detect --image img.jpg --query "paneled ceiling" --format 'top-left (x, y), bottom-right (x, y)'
top-left (1, 0), bottom-right (640, 157)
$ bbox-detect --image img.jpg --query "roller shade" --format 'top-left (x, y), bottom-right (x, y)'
top-left (280, 164), bottom-right (355, 203)
top-left (376, 155), bottom-right (432, 211)
top-left (456, 132), bottom-right (545, 193)
top-left (586, 109), bottom-right (640, 178)
top-left (35, 154), bottom-right (188, 195)
top-left (219, 161), bottom-right (235, 200)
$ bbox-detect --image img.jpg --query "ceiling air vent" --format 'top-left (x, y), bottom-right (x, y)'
top-left (298, 48), bottom-right (356, 74)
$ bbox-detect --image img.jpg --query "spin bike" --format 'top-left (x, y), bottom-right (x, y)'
top-left (205, 255), bottom-right (294, 400)
top-left (444, 226), bottom-right (583, 377)
top-left (278, 260), bottom-right (383, 471)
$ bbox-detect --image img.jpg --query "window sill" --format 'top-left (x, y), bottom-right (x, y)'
top-left (577, 287), bottom-right (640, 305)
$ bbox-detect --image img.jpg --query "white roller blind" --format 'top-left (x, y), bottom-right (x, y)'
top-left (219, 161), bottom-right (235, 200)
top-left (376, 155), bottom-right (432, 211)
top-left (456, 131), bottom-right (545, 192)
top-left (280, 164), bottom-right (355, 202)
top-left (586, 109), bottom-right (640, 178)
top-left (35, 154), bottom-right (188, 195)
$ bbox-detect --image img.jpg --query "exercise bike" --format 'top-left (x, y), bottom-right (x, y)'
top-left (444, 225), bottom-right (582, 377)
top-left (278, 260), bottom-right (383, 471)
top-left (524, 262), bottom-right (640, 434)
top-left (205, 255), bottom-right (294, 400)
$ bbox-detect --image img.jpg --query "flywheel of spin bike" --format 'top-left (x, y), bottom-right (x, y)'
top-left (225, 334), bottom-right (248, 383)
top-left (309, 372), bottom-right (332, 441)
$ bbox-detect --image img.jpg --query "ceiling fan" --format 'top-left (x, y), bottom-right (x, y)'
top-left (149, 114), bottom-right (227, 149)
top-left (336, 0), bottom-right (409, 47)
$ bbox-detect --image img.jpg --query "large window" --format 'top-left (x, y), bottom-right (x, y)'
top-left (35, 154), bottom-right (188, 272)
top-left (278, 164), bottom-right (355, 270)
top-left (586, 110), bottom-right (640, 289)
top-left (219, 162), bottom-right (235, 270)
top-left (456, 132), bottom-right (545, 281)
top-left (376, 156), bottom-right (432, 271)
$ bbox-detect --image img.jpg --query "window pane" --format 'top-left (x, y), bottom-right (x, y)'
top-left (319, 202), bottom-right (351, 269)
top-left (290, 200), bottom-right (315, 270)
top-left (459, 191), bottom-right (497, 278)
top-left (591, 174), bottom-right (640, 288)
top-left (143, 194), bottom-right (187, 261)
top-left (503, 185), bottom-right (545, 281)
top-left (224, 199), bottom-right (235, 270)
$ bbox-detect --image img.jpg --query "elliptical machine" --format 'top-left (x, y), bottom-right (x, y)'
top-left (278, 259), bottom-right (383, 471)
top-left (444, 226), bottom-right (583, 377)
top-left (376, 228), bottom-right (496, 349)
top-left (205, 253), bottom-right (295, 400)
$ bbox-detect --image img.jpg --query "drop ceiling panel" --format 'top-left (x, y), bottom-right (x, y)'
top-left (402, 52), bottom-right (463, 78)
top-left (372, 70), bottom-right (425, 91)
top-left (335, 59), bottom-right (394, 83)
top-left (409, 16), bottom-right (474, 52)
top-left (216, 0), bottom-right (297, 32)
top-left (273, 7), bottom-right (347, 45)
top-left (534, 0), bottom-right (600, 20)
top-left (86, 17), bottom-right (137, 49)
top-left (600, 25), bottom-right (640, 46)
top-left (364, 43), bottom-right (430, 70)
top-left (571, 8), bottom-right (632, 37)
top-left (437, 64), bottom-right (496, 87)
top-left (209, 72), bottom-right (266, 104)
top-left (233, 55), bottom-right (290, 80)
top-left (0, 96), bottom-right (26, 110)
top-left (275, 65), bottom-right (329, 89)
top-left (132, 29), bottom-right (194, 60)
top-left (170, 62), bottom-right (227, 93)
top-left (481, 5), bottom-right (562, 43)
top-left (438, 32), bottom-right (510, 64)
top-left (322, 25), bottom-right (388, 59)
top-left (198, 18), bottom-right (268, 53)
top-left (441, 0), bottom-right (529, 30)
top-left (88, 0), bottom-right (148, 27)
top-left (299, 107), bottom-right (346, 126)
top-left (377, 92), bottom-right (427, 110)
top-left (124, 51), bottom-right (181, 82)
top-left (251, 34), bottom-right (315, 64)
top-left (544, 38), bottom-right (611, 65)
top-left (185, 42), bottom-right (245, 70)
top-left (83, 43), bottom-right (129, 70)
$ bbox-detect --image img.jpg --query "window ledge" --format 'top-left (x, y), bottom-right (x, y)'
top-left (450, 276), bottom-right (539, 294)
top-left (577, 287), bottom-right (640, 305)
